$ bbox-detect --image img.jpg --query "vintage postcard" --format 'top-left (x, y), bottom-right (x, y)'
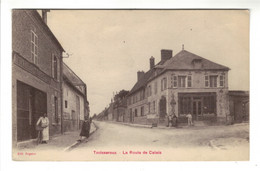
top-left (11, 9), bottom-right (249, 161)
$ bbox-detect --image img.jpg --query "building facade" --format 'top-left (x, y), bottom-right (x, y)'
top-left (113, 90), bottom-right (128, 122)
top-left (127, 48), bottom-right (230, 126)
top-left (12, 10), bottom-right (64, 146)
top-left (229, 91), bottom-right (249, 123)
top-left (63, 63), bottom-right (88, 132)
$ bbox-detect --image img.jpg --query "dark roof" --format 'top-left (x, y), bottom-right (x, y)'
top-left (164, 50), bottom-right (230, 71)
top-left (63, 62), bottom-right (85, 86)
top-left (128, 49), bottom-right (230, 96)
top-left (128, 69), bottom-right (153, 96)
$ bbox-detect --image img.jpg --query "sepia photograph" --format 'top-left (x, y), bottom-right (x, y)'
top-left (10, 9), bottom-right (250, 161)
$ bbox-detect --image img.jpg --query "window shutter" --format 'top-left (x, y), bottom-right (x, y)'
top-left (205, 75), bottom-right (209, 87)
top-left (188, 75), bottom-right (192, 87)
top-left (173, 76), bottom-right (177, 87)
top-left (51, 54), bottom-right (54, 78)
top-left (57, 57), bottom-right (60, 82)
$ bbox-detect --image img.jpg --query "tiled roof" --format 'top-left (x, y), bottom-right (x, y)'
top-left (63, 63), bottom-right (85, 86)
top-left (128, 69), bottom-right (153, 96)
top-left (128, 49), bottom-right (229, 96)
top-left (164, 50), bottom-right (230, 70)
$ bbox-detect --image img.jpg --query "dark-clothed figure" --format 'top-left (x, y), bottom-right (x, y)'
top-left (80, 119), bottom-right (91, 140)
top-left (172, 114), bottom-right (178, 127)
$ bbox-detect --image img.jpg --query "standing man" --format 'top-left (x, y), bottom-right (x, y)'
top-left (186, 113), bottom-right (193, 126)
top-left (166, 114), bottom-right (173, 127)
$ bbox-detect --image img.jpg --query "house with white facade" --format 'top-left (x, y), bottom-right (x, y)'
top-left (127, 47), bottom-right (230, 126)
top-left (63, 63), bottom-right (88, 131)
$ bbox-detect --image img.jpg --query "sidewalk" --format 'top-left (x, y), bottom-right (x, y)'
top-left (17, 122), bottom-right (97, 151)
top-left (103, 120), bottom-right (249, 130)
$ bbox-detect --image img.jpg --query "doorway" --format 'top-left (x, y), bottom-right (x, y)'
top-left (17, 81), bottom-right (47, 142)
top-left (159, 96), bottom-right (167, 119)
top-left (192, 99), bottom-right (202, 120)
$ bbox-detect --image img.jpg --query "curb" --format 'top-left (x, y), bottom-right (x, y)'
top-left (107, 121), bottom-right (152, 129)
top-left (104, 121), bottom-right (186, 130)
top-left (63, 122), bottom-right (98, 152)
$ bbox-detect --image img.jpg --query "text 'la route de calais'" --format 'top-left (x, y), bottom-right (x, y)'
top-left (93, 150), bottom-right (162, 155)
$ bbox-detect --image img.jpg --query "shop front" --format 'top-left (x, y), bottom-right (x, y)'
top-left (178, 92), bottom-right (217, 122)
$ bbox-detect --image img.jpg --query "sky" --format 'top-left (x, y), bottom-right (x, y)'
top-left (45, 10), bottom-right (249, 116)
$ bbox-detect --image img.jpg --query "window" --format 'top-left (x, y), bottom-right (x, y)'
top-left (54, 96), bottom-right (58, 123)
top-left (147, 85), bottom-right (152, 97)
top-left (179, 97), bottom-right (192, 115)
top-left (141, 106), bottom-right (144, 116)
top-left (53, 55), bottom-right (58, 80)
top-left (130, 108), bottom-right (132, 116)
top-left (154, 82), bottom-right (157, 94)
top-left (210, 76), bottom-right (217, 87)
top-left (135, 109), bottom-right (138, 117)
top-left (205, 75), bottom-right (209, 87)
top-left (203, 96), bottom-right (216, 114)
top-left (148, 102), bottom-right (151, 113)
top-left (171, 74), bottom-right (177, 88)
top-left (220, 75), bottom-right (225, 87)
top-left (161, 77), bottom-right (167, 91)
top-left (140, 90), bottom-right (143, 100)
top-left (161, 79), bottom-right (163, 91)
top-left (65, 100), bottom-right (68, 108)
top-left (178, 76), bottom-right (186, 87)
top-left (31, 30), bottom-right (38, 65)
top-left (187, 75), bottom-right (192, 87)
top-left (164, 78), bottom-right (167, 90)
top-left (153, 101), bottom-right (156, 113)
top-left (142, 89), bottom-right (145, 100)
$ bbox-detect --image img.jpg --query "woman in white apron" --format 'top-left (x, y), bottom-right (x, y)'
top-left (36, 113), bottom-right (49, 143)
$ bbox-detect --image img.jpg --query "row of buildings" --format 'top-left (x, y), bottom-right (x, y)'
top-left (12, 10), bottom-right (89, 147)
top-left (97, 48), bottom-right (249, 126)
top-left (96, 90), bottom-right (129, 122)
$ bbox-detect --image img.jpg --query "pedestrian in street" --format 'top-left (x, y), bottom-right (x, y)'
top-left (167, 114), bottom-right (173, 127)
top-left (186, 113), bottom-right (193, 126)
top-left (172, 114), bottom-right (178, 127)
top-left (36, 113), bottom-right (49, 144)
top-left (79, 118), bottom-right (91, 141)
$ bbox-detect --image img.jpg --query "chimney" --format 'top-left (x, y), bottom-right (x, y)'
top-left (137, 71), bottom-right (145, 81)
top-left (150, 56), bottom-right (155, 69)
top-left (42, 10), bottom-right (50, 24)
top-left (161, 49), bottom-right (172, 61)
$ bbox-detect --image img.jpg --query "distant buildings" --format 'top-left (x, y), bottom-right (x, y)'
top-left (12, 10), bottom-right (89, 147)
top-left (96, 90), bottom-right (128, 122)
